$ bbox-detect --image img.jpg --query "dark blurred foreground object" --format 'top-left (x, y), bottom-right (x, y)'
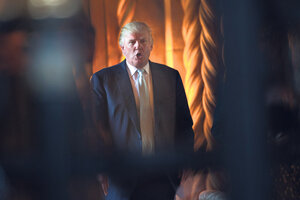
top-left (265, 87), bottom-right (300, 200)
top-left (0, 17), bottom-right (41, 200)
top-left (261, 0), bottom-right (300, 198)
top-left (0, 13), bottom-right (101, 200)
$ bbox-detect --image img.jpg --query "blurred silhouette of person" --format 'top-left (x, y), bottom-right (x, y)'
top-left (0, 15), bottom-right (99, 200)
top-left (0, 17), bottom-right (42, 200)
top-left (0, 18), bottom-right (35, 156)
top-left (91, 21), bottom-right (194, 200)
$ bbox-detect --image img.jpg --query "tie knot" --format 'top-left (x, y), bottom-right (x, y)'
top-left (137, 68), bottom-right (145, 76)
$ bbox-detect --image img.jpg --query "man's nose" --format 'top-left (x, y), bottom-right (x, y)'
top-left (134, 41), bottom-right (141, 49)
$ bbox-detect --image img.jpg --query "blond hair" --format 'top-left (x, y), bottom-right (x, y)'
top-left (119, 21), bottom-right (153, 46)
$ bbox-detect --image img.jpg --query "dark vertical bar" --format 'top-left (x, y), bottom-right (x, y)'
top-left (40, 102), bottom-right (69, 200)
top-left (30, 21), bottom-right (84, 199)
top-left (221, 0), bottom-right (270, 200)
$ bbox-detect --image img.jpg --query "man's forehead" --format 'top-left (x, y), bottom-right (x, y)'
top-left (125, 31), bottom-right (149, 39)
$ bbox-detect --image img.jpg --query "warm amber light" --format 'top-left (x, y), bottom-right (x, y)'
top-left (164, 0), bottom-right (174, 68)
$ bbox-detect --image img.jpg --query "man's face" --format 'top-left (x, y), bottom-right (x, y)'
top-left (120, 30), bottom-right (153, 69)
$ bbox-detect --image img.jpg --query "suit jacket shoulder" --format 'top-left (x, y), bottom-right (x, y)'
top-left (150, 61), bottom-right (179, 74)
top-left (92, 62), bottom-right (124, 82)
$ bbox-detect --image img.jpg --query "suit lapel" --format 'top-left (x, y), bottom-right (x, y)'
top-left (150, 62), bottom-right (162, 136)
top-left (115, 61), bottom-right (163, 137)
top-left (116, 60), bottom-right (141, 132)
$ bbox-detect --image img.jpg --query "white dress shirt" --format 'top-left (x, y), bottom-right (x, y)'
top-left (126, 61), bottom-right (154, 129)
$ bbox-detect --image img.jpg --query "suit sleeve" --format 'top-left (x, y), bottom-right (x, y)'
top-left (175, 71), bottom-right (194, 153)
top-left (90, 73), bottom-right (113, 150)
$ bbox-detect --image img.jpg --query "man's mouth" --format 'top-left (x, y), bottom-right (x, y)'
top-left (136, 53), bottom-right (142, 58)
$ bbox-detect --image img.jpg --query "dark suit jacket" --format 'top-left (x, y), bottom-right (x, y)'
top-left (91, 60), bottom-right (194, 199)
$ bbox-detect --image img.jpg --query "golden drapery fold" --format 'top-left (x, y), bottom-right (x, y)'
top-left (117, 0), bottom-right (137, 61)
top-left (117, 0), bottom-right (136, 27)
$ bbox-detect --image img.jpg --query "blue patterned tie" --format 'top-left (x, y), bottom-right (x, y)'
top-left (137, 69), bottom-right (154, 154)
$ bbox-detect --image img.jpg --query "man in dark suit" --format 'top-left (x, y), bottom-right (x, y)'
top-left (91, 21), bottom-right (194, 200)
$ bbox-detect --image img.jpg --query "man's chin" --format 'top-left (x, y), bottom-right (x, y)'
top-left (133, 60), bottom-right (147, 68)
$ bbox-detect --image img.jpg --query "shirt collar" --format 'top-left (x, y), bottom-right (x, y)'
top-left (126, 60), bottom-right (150, 77)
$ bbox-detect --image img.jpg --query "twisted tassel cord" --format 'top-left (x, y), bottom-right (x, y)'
top-left (199, 0), bottom-right (219, 151)
top-left (182, 0), bottom-right (220, 151)
top-left (181, 0), bottom-right (206, 151)
top-left (178, 2), bottom-right (221, 199)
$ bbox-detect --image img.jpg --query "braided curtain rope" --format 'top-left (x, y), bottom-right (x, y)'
top-left (181, 0), bottom-right (205, 150)
top-left (182, 0), bottom-right (219, 151)
top-left (117, 0), bottom-right (136, 61)
top-left (199, 0), bottom-right (219, 151)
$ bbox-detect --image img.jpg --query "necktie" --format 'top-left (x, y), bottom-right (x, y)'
top-left (137, 69), bottom-right (154, 154)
